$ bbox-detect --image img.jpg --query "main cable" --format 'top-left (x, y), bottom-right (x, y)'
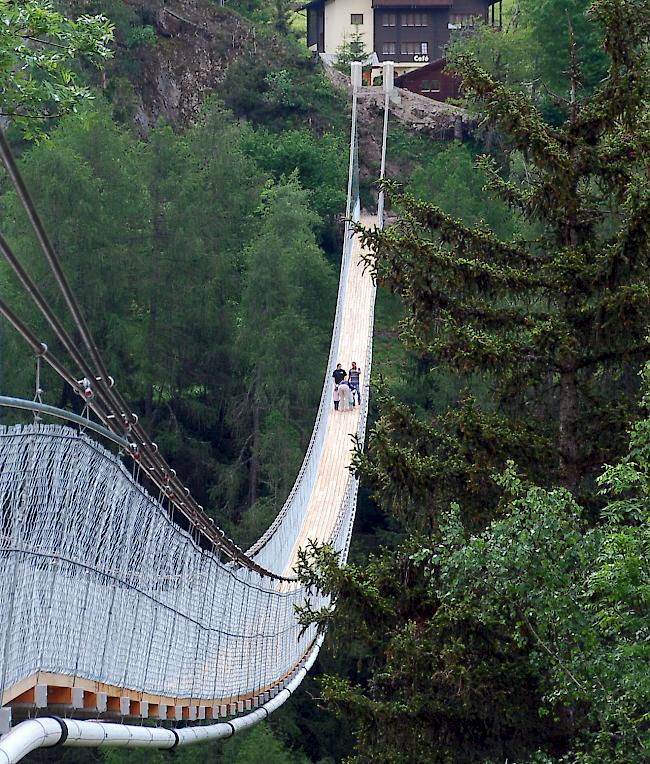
top-left (0, 131), bottom-right (290, 582)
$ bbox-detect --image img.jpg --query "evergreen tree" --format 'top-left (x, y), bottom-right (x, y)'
top-left (1, 107), bottom-right (150, 399)
top-left (228, 175), bottom-right (334, 538)
top-left (406, 141), bottom-right (518, 239)
top-left (517, 0), bottom-right (608, 93)
top-left (356, 0), bottom-right (650, 528)
top-left (135, 106), bottom-right (267, 511)
top-left (335, 30), bottom-right (368, 73)
top-left (296, 1), bottom-right (650, 761)
top-left (298, 364), bottom-right (650, 762)
top-left (273, 0), bottom-right (293, 35)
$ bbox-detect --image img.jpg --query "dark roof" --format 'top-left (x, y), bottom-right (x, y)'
top-left (395, 57), bottom-right (450, 83)
top-left (303, 0), bottom-right (494, 7)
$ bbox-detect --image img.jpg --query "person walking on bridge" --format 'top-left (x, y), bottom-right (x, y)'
top-left (338, 380), bottom-right (352, 411)
top-left (348, 362), bottom-right (361, 406)
top-left (333, 363), bottom-right (346, 385)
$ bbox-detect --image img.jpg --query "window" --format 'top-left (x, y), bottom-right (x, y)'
top-left (401, 12), bottom-right (428, 26)
top-left (351, 13), bottom-right (363, 25)
top-left (421, 79), bottom-right (441, 93)
top-left (448, 13), bottom-right (481, 29)
top-left (382, 41), bottom-right (396, 55)
top-left (401, 41), bottom-right (428, 54)
top-left (382, 13), bottom-right (396, 26)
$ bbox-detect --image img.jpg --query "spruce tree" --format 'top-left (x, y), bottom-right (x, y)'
top-left (296, 2), bottom-right (650, 762)
top-left (356, 0), bottom-right (650, 528)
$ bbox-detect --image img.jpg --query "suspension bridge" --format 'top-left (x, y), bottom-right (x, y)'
top-left (0, 62), bottom-right (394, 762)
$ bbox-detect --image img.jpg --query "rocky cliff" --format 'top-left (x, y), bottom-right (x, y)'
top-left (128, 0), bottom-right (254, 132)
top-left (73, 0), bottom-right (256, 133)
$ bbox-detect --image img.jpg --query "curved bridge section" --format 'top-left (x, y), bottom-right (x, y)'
top-left (0, 62), bottom-right (389, 753)
top-left (0, 424), bottom-right (315, 713)
top-left (0, 216), bottom-right (376, 721)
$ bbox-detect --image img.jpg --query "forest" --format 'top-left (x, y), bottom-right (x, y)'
top-left (0, 0), bottom-right (649, 762)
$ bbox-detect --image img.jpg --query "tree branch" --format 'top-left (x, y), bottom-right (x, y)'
top-left (21, 34), bottom-right (69, 50)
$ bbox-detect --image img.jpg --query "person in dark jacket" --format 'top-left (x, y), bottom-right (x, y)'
top-left (333, 363), bottom-right (346, 385)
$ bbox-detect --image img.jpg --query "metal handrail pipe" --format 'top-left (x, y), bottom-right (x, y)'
top-left (0, 397), bottom-right (130, 449)
top-left (0, 637), bottom-right (325, 764)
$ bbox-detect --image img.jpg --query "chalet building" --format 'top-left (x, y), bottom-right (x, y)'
top-left (303, 0), bottom-right (501, 77)
top-left (394, 57), bottom-right (461, 101)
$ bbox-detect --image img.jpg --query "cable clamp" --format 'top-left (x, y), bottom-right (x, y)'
top-left (77, 377), bottom-right (94, 400)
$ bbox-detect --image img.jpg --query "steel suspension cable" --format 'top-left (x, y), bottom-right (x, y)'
top-left (0, 136), bottom-right (274, 577)
top-left (0, 298), bottom-right (217, 520)
top-left (0, 241), bottom-right (130, 433)
top-left (0, 130), bottom-right (112, 388)
top-left (0, 298), bottom-right (109, 418)
top-left (0, 132), bottom-right (288, 581)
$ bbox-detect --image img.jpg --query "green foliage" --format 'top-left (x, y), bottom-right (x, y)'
top-left (125, 24), bottom-right (157, 48)
top-left (0, 99), bottom-right (333, 545)
top-left (358, 0), bottom-right (650, 525)
top-left (297, 534), bottom-right (552, 763)
top-left (1, 105), bottom-right (149, 384)
top-left (447, 22), bottom-right (536, 89)
top-left (406, 141), bottom-right (518, 239)
top-left (221, 174), bottom-right (334, 535)
top-left (272, 0), bottom-right (294, 36)
top-left (385, 124), bottom-right (445, 165)
top-left (220, 33), bottom-right (347, 134)
top-left (291, 2), bottom-right (650, 762)
top-left (298, 368), bottom-right (650, 762)
top-left (0, 0), bottom-right (113, 137)
top-left (241, 127), bottom-right (347, 222)
top-left (516, 0), bottom-right (608, 94)
top-left (66, 0), bottom-right (157, 45)
top-left (99, 722), bottom-right (311, 764)
top-left (229, 0), bottom-right (273, 26)
top-left (449, 0), bottom-right (609, 114)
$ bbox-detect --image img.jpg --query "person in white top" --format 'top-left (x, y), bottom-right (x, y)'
top-left (338, 380), bottom-right (353, 411)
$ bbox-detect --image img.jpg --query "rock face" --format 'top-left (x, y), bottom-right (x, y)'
top-left (116, 0), bottom-right (255, 133)
top-left (323, 63), bottom-right (472, 140)
top-left (322, 63), bottom-right (475, 202)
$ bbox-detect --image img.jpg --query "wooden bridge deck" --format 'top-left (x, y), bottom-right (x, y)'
top-left (283, 214), bottom-right (376, 576)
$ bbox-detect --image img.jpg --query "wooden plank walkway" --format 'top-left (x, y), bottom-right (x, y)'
top-left (283, 214), bottom-right (376, 577)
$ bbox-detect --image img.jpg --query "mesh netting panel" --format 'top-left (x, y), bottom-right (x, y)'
top-left (0, 425), bottom-right (323, 700)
